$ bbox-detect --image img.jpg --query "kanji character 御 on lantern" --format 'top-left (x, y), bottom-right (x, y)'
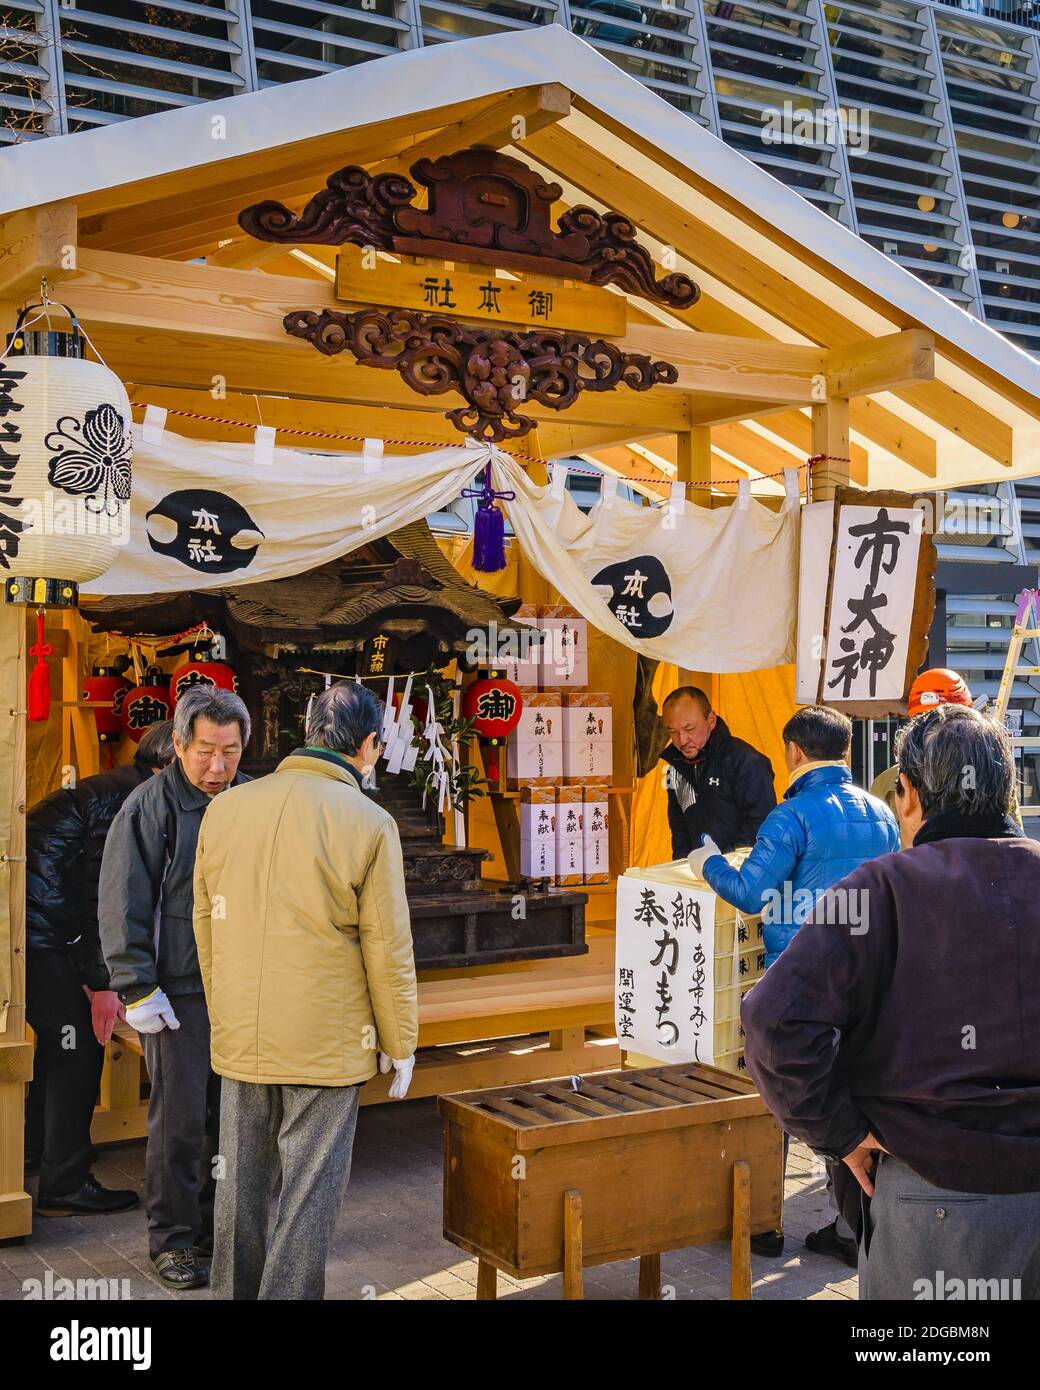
top-left (121, 666), bottom-right (173, 743)
top-left (170, 646), bottom-right (238, 704)
top-left (2, 300), bottom-right (132, 610)
top-left (462, 674), bottom-right (523, 745)
top-left (83, 664), bottom-right (132, 743)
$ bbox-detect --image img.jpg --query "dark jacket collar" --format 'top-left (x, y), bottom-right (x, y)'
top-left (169, 756), bottom-right (248, 811)
top-left (913, 808), bottom-right (1024, 847)
top-left (284, 747), bottom-right (365, 788)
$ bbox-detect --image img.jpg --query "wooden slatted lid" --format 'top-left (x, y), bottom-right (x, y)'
top-left (439, 1062), bottom-right (771, 1150)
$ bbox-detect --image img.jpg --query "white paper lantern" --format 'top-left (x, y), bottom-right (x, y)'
top-left (1, 339), bottom-right (132, 607)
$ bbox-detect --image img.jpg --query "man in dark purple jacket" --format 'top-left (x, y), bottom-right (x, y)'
top-left (742, 704), bottom-right (1040, 1300)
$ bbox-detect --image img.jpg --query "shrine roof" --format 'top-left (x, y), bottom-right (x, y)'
top-left (4, 26), bottom-right (1040, 490)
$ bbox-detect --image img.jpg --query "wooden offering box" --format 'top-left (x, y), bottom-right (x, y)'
top-left (440, 1062), bottom-right (783, 1300)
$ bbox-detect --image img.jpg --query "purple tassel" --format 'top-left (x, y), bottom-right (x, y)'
top-left (473, 502), bottom-right (506, 572)
top-left (463, 461), bottom-right (513, 573)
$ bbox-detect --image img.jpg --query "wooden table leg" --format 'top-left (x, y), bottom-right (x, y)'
top-left (730, 1158), bottom-right (752, 1301)
top-left (638, 1253), bottom-right (661, 1300)
top-left (562, 1189), bottom-right (583, 1300)
top-left (476, 1258), bottom-right (498, 1301)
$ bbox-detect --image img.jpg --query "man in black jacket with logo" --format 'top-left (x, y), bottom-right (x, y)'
top-left (25, 720), bottom-right (174, 1217)
top-left (660, 686), bottom-right (777, 857)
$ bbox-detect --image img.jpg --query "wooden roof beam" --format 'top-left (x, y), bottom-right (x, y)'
top-left (198, 86), bottom-right (574, 271)
top-left (826, 330), bottom-right (934, 397)
top-left (123, 386), bottom-right (631, 459)
top-left (98, 326), bottom-right (690, 433)
top-left (371, 85), bottom-right (571, 178)
top-left (57, 249), bottom-right (819, 412)
top-left (521, 126), bottom-right (1013, 467)
top-left (0, 203), bottom-right (77, 299)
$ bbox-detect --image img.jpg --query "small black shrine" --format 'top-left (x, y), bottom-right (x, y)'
top-left (85, 520), bottom-right (587, 970)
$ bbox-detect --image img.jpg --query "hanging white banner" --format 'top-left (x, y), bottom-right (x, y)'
top-left (93, 427), bottom-right (492, 595)
top-left (88, 428), bottom-right (798, 674)
top-left (491, 452), bottom-right (798, 672)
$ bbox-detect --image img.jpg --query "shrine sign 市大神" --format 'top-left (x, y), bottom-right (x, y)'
top-left (237, 147), bottom-right (694, 442)
top-left (796, 487), bottom-right (937, 718)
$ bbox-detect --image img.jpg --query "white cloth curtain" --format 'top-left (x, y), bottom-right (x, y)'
top-left (491, 452), bottom-right (798, 671)
top-left (93, 429), bottom-right (798, 672)
top-left (95, 427), bottom-right (491, 595)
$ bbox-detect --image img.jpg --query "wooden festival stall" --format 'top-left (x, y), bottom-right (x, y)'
top-left (3, 26), bottom-right (1040, 1243)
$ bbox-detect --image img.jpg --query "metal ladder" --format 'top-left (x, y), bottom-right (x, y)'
top-left (993, 588), bottom-right (1040, 821)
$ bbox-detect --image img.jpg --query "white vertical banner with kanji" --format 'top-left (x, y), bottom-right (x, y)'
top-left (821, 504), bottom-right (923, 703)
top-left (615, 872), bottom-right (716, 1066)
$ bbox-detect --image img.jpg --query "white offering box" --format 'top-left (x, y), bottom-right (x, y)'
top-left (498, 603), bottom-right (541, 688)
top-left (538, 605), bottom-right (589, 689)
top-left (555, 785), bottom-right (584, 887)
top-left (562, 692), bottom-right (613, 783)
top-left (506, 689), bottom-right (562, 788)
top-left (582, 788), bottom-right (609, 884)
top-left (519, 787), bottom-right (556, 879)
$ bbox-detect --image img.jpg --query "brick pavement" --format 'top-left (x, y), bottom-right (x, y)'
top-left (2, 1099), bottom-right (858, 1301)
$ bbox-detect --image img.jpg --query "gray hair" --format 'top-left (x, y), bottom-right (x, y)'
top-left (137, 719), bottom-right (175, 768)
top-left (173, 685), bottom-right (251, 748)
top-left (305, 682), bottom-right (383, 754)
top-left (895, 703), bottom-right (1014, 818)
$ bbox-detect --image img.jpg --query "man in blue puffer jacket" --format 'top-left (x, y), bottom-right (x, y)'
top-left (688, 704), bottom-right (898, 1266)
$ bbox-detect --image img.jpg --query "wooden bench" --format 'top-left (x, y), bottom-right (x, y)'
top-left (91, 934), bottom-right (624, 1141)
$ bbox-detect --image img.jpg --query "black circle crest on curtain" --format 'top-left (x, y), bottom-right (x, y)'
top-left (145, 489), bottom-right (265, 573)
top-left (591, 555), bottom-right (674, 638)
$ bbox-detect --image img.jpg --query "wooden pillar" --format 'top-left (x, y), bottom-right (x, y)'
top-left (676, 426), bottom-right (712, 508)
top-left (811, 398), bottom-right (851, 501)
top-left (730, 1160), bottom-right (752, 1301)
top-left (63, 610), bottom-right (99, 780)
top-left (562, 1189), bottom-right (584, 1300)
top-left (638, 1252), bottom-right (662, 1300)
top-left (0, 599), bottom-right (31, 1242)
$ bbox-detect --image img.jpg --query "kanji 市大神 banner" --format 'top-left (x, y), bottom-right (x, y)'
top-left (795, 487), bottom-right (936, 717)
top-left (94, 428), bottom-right (494, 595)
top-left (490, 455), bottom-right (799, 672)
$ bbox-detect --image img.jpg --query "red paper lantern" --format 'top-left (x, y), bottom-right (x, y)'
top-left (462, 675), bottom-right (523, 744)
top-left (121, 666), bottom-right (173, 743)
top-left (170, 647), bottom-right (238, 704)
top-left (83, 665), bottom-right (132, 743)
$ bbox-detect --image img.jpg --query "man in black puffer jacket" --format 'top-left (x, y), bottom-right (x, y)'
top-left (25, 721), bottom-right (174, 1217)
top-left (660, 686), bottom-right (777, 857)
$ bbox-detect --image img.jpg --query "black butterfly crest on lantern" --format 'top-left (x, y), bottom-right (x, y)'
top-left (591, 555), bottom-right (675, 638)
top-left (45, 403), bottom-right (132, 516)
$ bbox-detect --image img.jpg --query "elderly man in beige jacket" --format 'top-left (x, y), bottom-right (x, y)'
top-left (193, 682), bottom-right (418, 1300)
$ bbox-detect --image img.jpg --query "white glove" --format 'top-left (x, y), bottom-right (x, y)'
top-left (687, 835), bottom-right (723, 879)
top-left (378, 1051), bottom-right (415, 1100)
top-left (125, 988), bottom-right (180, 1035)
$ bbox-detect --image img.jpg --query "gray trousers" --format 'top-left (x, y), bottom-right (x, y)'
top-left (212, 1077), bottom-right (361, 1301)
top-left (860, 1155), bottom-right (1040, 1301)
top-left (141, 992), bottom-right (220, 1256)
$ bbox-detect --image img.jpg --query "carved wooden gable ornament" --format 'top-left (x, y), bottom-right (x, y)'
top-left (238, 147), bottom-right (696, 442)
